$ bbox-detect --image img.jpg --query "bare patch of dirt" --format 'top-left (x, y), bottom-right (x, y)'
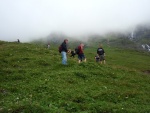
top-left (143, 70), bottom-right (150, 75)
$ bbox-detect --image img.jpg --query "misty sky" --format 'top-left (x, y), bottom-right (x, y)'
top-left (0, 0), bottom-right (150, 42)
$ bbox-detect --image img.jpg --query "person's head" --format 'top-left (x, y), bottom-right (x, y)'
top-left (64, 39), bottom-right (68, 43)
top-left (80, 43), bottom-right (84, 47)
top-left (99, 44), bottom-right (102, 48)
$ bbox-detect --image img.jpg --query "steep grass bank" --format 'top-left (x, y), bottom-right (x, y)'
top-left (0, 41), bottom-right (150, 112)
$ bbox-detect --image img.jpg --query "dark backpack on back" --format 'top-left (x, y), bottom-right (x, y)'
top-left (59, 45), bottom-right (62, 53)
top-left (97, 48), bottom-right (104, 55)
top-left (75, 47), bottom-right (79, 54)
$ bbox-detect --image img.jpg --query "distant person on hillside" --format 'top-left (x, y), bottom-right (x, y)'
top-left (47, 42), bottom-right (50, 49)
top-left (97, 44), bottom-right (106, 64)
top-left (60, 39), bottom-right (69, 65)
top-left (78, 43), bottom-right (86, 63)
top-left (17, 39), bottom-right (20, 43)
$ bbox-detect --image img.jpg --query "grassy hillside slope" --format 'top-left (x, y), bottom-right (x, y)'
top-left (0, 41), bottom-right (150, 113)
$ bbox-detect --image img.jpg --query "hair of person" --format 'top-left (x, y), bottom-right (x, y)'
top-left (99, 44), bottom-right (102, 48)
top-left (64, 39), bottom-right (68, 42)
top-left (80, 43), bottom-right (84, 46)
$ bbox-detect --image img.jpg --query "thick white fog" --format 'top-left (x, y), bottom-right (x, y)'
top-left (0, 0), bottom-right (150, 42)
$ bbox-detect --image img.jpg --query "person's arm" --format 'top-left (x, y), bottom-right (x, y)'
top-left (103, 49), bottom-right (105, 56)
top-left (65, 44), bottom-right (68, 52)
top-left (81, 46), bottom-right (84, 53)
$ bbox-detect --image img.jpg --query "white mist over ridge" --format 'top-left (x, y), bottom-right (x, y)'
top-left (0, 0), bottom-right (150, 42)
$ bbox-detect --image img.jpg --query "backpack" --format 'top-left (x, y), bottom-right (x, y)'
top-left (59, 45), bottom-right (62, 53)
top-left (75, 47), bottom-right (79, 54)
top-left (97, 48), bottom-right (104, 55)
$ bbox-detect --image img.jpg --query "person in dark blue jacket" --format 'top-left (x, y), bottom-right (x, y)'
top-left (61, 39), bottom-right (69, 65)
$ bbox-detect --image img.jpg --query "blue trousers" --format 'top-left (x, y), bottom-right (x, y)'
top-left (61, 51), bottom-right (67, 65)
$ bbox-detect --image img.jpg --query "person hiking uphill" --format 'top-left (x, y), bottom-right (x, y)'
top-left (97, 44), bottom-right (106, 64)
top-left (78, 43), bottom-right (86, 63)
top-left (60, 39), bottom-right (69, 65)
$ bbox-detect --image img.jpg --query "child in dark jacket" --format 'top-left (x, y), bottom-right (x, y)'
top-left (70, 50), bottom-right (76, 58)
top-left (95, 55), bottom-right (100, 62)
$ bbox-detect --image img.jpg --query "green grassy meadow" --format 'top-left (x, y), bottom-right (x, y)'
top-left (0, 41), bottom-right (150, 113)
